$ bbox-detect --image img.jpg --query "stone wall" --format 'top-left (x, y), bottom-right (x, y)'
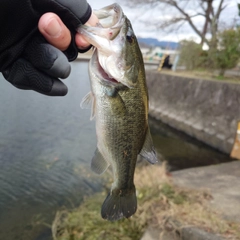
top-left (146, 71), bottom-right (240, 155)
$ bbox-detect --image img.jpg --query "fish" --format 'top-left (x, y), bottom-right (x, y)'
top-left (77, 3), bottom-right (158, 221)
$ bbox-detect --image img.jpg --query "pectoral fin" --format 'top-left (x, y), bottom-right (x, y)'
top-left (91, 148), bottom-right (110, 175)
top-left (139, 128), bottom-right (158, 164)
top-left (80, 92), bottom-right (96, 120)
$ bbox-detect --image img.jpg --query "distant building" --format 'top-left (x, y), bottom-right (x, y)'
top-left (140, 45), bottom-right (178, 63)
top-left (137, 38), bottom-right (179, 67)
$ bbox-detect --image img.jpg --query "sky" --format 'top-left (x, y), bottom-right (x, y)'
top-left (87, 0), bottom-right (239, 43)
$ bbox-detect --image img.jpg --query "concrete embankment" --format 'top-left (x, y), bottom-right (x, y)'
top-left (146, 70), bottom-right (240, 156)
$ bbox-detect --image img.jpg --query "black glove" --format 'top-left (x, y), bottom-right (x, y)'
top-left (0, 0), bottom-right (92, 96)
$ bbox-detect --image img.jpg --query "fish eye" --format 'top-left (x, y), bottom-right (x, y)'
top-left (126, 27), bottom-right (134, 43)
top-left (126, 34), bottom-right (134, 43)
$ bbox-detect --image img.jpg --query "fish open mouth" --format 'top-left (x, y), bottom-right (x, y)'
top-left (95, 50), bottom-right (119, 85)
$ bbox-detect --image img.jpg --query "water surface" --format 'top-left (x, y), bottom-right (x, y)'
top-left (0, 61), bottom-right (104, 240)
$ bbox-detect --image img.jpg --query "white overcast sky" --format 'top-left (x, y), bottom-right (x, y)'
top-left (87, 0), bottom-right (239, 42)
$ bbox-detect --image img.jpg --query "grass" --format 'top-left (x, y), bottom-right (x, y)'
top-left (52, 192), bottom-right (145, 240)
top-left (52, 163), bottom-right (240, 240)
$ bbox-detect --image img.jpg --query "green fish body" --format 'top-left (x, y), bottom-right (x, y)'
top-left (79, 3), bottom-right (158, 221)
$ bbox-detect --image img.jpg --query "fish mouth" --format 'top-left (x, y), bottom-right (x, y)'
top-left (76, 3), bottom-right (124, 50)
top-left (91, 49), bottom-right (121, 86)
top-left (93, 3), bottom-right (124, 39)
top-left (78, 3), bottom-right (135, 88)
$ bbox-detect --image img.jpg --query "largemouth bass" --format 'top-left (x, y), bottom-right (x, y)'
top-left (78, 3), bottom-right (158, 221)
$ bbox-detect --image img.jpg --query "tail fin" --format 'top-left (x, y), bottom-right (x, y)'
top-left (101, 187), bottom-right (137, 221)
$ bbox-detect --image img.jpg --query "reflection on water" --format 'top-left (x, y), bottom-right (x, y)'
top-left (0, 61), bottom-right (234, 240)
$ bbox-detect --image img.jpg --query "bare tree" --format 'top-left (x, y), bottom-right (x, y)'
top-left (121, 0), bottom-right (230, 49)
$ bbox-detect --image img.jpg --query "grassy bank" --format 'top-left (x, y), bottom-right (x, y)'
top-left (52, 163), bottom-right (240, 240)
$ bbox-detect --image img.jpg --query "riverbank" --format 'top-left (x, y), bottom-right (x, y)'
top-left (141, 161), bottom-right (240, 240)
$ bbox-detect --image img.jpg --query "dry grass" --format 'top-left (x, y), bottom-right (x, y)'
top-left (52, 163), bottom-right (240, 240)
top-left (134, 163), bottom-right (240, 239)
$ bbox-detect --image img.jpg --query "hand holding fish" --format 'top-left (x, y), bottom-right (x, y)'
top-left (0, 0), bottom-right (97, 96)
top-left (38, 12), bottom-right (99, 52)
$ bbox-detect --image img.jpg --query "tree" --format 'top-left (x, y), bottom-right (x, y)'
top-left (178, 40), bottom-right (205, 70)
top-left (212, 28), bottom-right (240, 76)
top-left (178, 28), bottom-right (240, 76)
top-left (122, 0), bottom-right (230, 49)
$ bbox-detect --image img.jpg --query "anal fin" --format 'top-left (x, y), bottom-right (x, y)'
top-left (139, 127), bottom-right (158, 164)
top-left (91, 148), bottom-right (109, 175)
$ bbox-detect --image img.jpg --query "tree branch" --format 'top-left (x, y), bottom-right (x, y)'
top-left (167, 1), bottom-right (205, 40)
top-left (121, 0), bottom-right (226, 49)
top-left (215, 0), bottom-right (225, 20)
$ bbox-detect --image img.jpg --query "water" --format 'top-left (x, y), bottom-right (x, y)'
top-left (0, 61), bottom-right (233, 240)
top-left (0, 61), bottom-right (104, 240)
top-left (149, 117), bottom-right (233, 171)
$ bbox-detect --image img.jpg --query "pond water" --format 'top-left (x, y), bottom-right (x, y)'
top-left (0, 61), bottom-right (233, 240)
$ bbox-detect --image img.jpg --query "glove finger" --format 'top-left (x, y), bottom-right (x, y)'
top-left (32, 0), bottom-right (91, 29)
top-left (23, 36), bottom-right (71, 79)
top-left (3, 58), bottom-right (68, 96)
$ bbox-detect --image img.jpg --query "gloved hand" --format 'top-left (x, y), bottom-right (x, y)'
top-left (0, 0), bottom-right (92, 96)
